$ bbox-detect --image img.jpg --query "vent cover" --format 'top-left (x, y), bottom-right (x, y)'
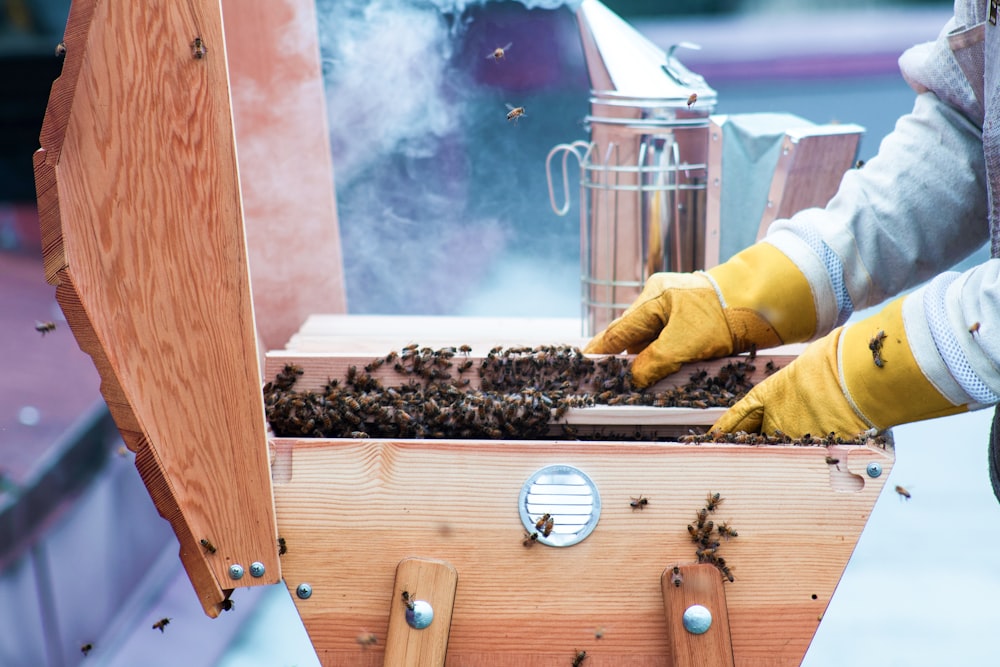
top-left (518, 464), bottom-right (601, 547)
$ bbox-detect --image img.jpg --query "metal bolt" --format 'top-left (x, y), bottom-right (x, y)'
top-left (249, 561), bottom-right (265, 578)
top-left (228, 564), bottom-right (244, 580)
top-left (405, 599), bottom-right (434, 629)
top-left (296, 583), bottom-right (312, 599)
top-left (682, 604), bottom-right (712, 634)
top-left (866, 462), bottom-right (882, 478)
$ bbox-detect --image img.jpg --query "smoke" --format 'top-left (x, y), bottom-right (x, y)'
top-left (316, 0), bottom-right (586, 315)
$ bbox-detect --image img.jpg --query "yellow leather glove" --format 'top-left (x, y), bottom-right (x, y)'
top-left (584, 242), bottom-right (817, 387)
top-left (712, 296), bottom-right (967, 438)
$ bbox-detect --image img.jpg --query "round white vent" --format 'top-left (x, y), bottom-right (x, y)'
top-left (518, 464), bottom-right (601, 547)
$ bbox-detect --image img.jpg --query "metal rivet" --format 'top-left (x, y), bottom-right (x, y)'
top-left (228, 564), bottom-right (244, 580)
top-left (249, 562), bottom-right (265, 578)
top-left (296, 583), bottom-right (312, 599)
top-left (866, 462), bottom-right (882, 478)
top-left (405, 599), bottom-right (434, 629)
top-left (683, 604), bottom-right (712, 634)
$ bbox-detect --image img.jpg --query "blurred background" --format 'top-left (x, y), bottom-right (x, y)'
top-left (8, 0), bottom-right (1000, 666)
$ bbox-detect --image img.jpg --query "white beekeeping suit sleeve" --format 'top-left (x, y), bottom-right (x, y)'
top-left (754, 9), bottom-right (1000, 409)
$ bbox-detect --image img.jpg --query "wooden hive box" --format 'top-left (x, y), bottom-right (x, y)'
top-left (34, 0), bottom-right (891, 665)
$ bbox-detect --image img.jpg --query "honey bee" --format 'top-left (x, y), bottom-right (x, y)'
top-left (277, 536), bottom-right (287, 555)
top-left (357, 631), bottom-right (378, 648)
top-left (572, 649), bottom-right (588, 666)
top-left (35, 321), bottom-right (56, 336)
top-left (594, 626), bottom-right (605, 639)
top-left (81, 642), bottom-right (94, 656)
top-left (895, 485), bottom-right (911, 500)
top-left (630, 495), bottom-right (649, 510)
top-left (505, 104), bottom-right (526, 122)
top-left (401, 590), bottom-right (416, 611)
top-left (55, 42), bottom-right (67, 58)
top-left (522, 530), bottom-right (539, 547)
top-left (970, 321), bottom-right (981, 336)
top-left (686, 93), bottom-right (698, 108)
top-left (219, 597), bottom-right (235, 612)
top-left (705, 492), bottom-right (722, 511)
top-left (191, 37), bottom-right (207, 59)
top-left (152, 617), bottom-right (171, 632)
top-left (487, 42), bottom-right (513, 62)
top-left (199, 538), bottom-right (217, 554)
top-left (869, 330), bottom-right (887, 368)
top-left (670, 565), bottom-right (683, 587)
top-left (459, 344), bottom-right (472, 354)
top-left (825, 455), bottom-right (840, 468)
top-left (542, 515), bottom-right (555, 537)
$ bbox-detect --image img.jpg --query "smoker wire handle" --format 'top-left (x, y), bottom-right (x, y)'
top-left (546, 141), bottom-right (592, 216)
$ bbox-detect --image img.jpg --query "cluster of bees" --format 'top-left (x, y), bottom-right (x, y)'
top-left (80, 617), bottom-right (172, 656)
top-left (264, 344), bottom-right (759, 441)
top-left (687, 492), bottom-right (737, 582)
top-left (678, 428), bottom-right (890, 448)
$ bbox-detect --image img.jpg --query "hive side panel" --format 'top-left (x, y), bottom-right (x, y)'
top-left (35, 0), bottom-right (280, 613)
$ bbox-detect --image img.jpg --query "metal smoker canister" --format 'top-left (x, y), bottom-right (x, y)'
top-left (548, 0), bottom-right (717, 336)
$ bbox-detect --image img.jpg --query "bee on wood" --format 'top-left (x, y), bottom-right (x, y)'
top-left (277, 537), bottom-right (287, 556)
top-left (541, 515), bottom-right (555, 537)
top-left (199, 538), bottom-right (217, 554)
top-left (152, 617), bottom-right (171, 632)
top-left (191, 37), bottom-right (207, 59)
top-left (765, 360), bottom-right (778, 375)
top-left (522, 530), bottom-right (539, 547)
top-left (716, 522), bottom-right (738, 539)
top-left (670, 565), bottom-right (683, 587)
top-left (506, 104), bottom-right (526, 122)
top-left (594, 626), bottom-right (605, 639)
top-left (572, 649), bottom-right (588, 666)
top-left (459, 344), bottom-right (472, 354)
top-left (401, 590), bottom-right (415, 611)
top-left (970, 321), bottom-right (981, 336)
top-left (895, 485), bottom-right (911, 500)
top-left (35, 321), bottom-right (56, 336)
top-left (81, 643), bottom-right (94, 656)
top-left (686, 93), bottom-right (698, 108)
top-left (357, 631), bottom-right (378, 648)
top-left (705, 492), bottom-right (722, 512)
top-left (365, 357), bottom-right (385, 372)
top-left (487, 42), bottom-right (513, 62)
top-left (869, 330), bottom-right (887, 368)
top-left (630, 495), bottom-right (649, 511)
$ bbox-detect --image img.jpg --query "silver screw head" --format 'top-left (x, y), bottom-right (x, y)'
top-left (296, 583), bottom-right (312, 599)
top-left (249, 562), bottom-right (265, 578)
top-left (228, 564), bottom-right (245, 580)
top-left (866, 462), bottom-right (883, 478)
top-left (405, 600), bottom-right (434, 629)
top-left (683, 604), bottom-right (712, 634)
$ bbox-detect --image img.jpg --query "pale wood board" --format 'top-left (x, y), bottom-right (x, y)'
top-left (33, 0), bottom-right (278, 613)
top-left (273, 437), bottom-right (893, 666)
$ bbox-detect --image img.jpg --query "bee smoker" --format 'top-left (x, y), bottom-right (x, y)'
top-left (548, 0), bottom-right (717, 336)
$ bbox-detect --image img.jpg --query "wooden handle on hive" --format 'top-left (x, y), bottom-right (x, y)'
top-left (661, 564), bottom-right (735, 667)
top-left (384, 557), bottom-right (459, 667)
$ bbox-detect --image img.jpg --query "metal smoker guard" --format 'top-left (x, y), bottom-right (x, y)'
top-left (548, 0), bottom-right (717, 336)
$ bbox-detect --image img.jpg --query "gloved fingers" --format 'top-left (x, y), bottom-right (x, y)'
top-left (711, 388), bottom-right (766, 434)
top-left (582, 295), bottom-right (669, 355)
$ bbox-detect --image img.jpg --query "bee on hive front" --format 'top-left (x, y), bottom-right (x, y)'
top-left (630, 495), bottom-right (649, 511)
top-left (572, 649), bottom-right (588, 666)
top-left (191, 37), bottom-right (207, 59)
top-left (401, 590), bottom-right (416, 611)
top-left (522, 530), bottom-right (539, 547)
top-left (199, 538), bottom-right (217, 554)
top-left (687, 93), bottom-right (698, 108)
top-left (487, 42), bottom-right (513, 62)
top-left (506, 104), bottom-right (526, 122)
top-left (670, 565), bottom-right (683, 587)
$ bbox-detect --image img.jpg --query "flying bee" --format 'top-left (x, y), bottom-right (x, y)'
top-left (970, 321), bottom-right (981, 336)
top-left (277, 536), bottom-right (287, 555)
top-left (522, 530), bottom-right (539, 547)
top-left (35, 321), bottom-right (56, 336)
top-left (401, 590), bottom-right (416, 611)
top-left (687, 92), bottom-right (698, 108)
top-left (534, 512), bottom-right (551, 531)
top-left (572, 649), bottom-right (588, 666)
top-left (191, 36), bottom-right (207, 59)
top-left (152, 617), bottom-right (171, 632)
top-left (199, 538), bottom-right (217, 554)
top-left (670, 565), bottom-right (683, 587)
top-left (869, 330), bottom-right (887, 368)
top-left (505, 104), bottom-right (526, 122)
top-left (487, 42), bottom-right (513, 62)
top-left (81, 642), bottom-right (94, 656)
top-left (895, 485), bottom-right (911, 500)
top-left (365, 357), bottom-right (385, 372)
top-left (630, 495), bottom-right (649, 511)
top-left (716, 522), bottom-right (738, 539)
top-left (357, 631), bottom-right (378, 648)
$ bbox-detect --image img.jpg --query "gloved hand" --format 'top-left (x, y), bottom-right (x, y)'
top-left (712, 295), bottom-right (967, 438)
top-left (584, 242), bottom-right (817, 387)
